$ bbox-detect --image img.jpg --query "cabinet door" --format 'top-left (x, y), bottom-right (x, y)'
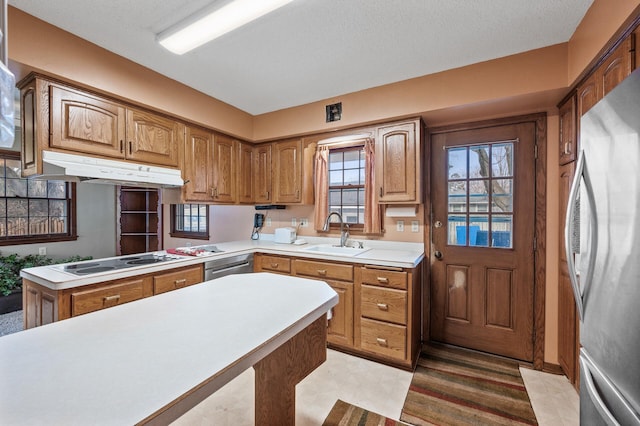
top-left (558, 95), bottom-right (577, 165)
top-left (577, 72), bottom-right (600, 118)
top-left (273, 139), bottom-right (302, 203)
top-left (183, 126), bottom-right (214, 202)
top-left (237, 141), bottom-right (254, 204)
top-left (375, 120), bottom-right (420, 203)
top-left (126, 108), bottom-right (182, 167)
top-left (599, 36), bottom-right (633, 98)
top-left (50, 85), bottom-right (126, 158)
top-left (558, 267), bottom-right (578, 385)
top-left (253, 144), bottom-right (272, 204)
top-left (212, 134), bottom-right (236, 203)
top-left (326, 280), bottom-right (354, 348)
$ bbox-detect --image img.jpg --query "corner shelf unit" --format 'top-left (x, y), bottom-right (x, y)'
top-left (117, 187), bottom-right (161, 255)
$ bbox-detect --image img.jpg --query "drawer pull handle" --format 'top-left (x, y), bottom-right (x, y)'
top-left (104, 295), bottom-right (120, 303)
top-left (376, 303), bottom-right (389, 311)
top-left (317, 269), bottom-right (327, 275)
top-left (376, 337), bottom-right (388, 347)
top-left (175, 279), bottom-right (187, 287)
top-left (270, 263), bottom-right (279, 268)
top-left (377, 277), bottom-right (389, 284)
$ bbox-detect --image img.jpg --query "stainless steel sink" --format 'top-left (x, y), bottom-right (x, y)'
top-left (301, 244), bottom-right (370, 257)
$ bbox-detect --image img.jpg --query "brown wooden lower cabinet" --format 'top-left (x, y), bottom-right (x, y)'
top-left (255, 252), bottom-right (422, 369)
top-left (23, 264), bottom-right (203, 329)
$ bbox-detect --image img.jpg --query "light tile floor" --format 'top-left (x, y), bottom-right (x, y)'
top-left (173, 349), bottom-right (580, 425)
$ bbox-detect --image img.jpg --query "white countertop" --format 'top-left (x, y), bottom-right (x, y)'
top-left (21, 237), bottom-right (425, 290)
top-left (0, 273), bottom-right (338, 425)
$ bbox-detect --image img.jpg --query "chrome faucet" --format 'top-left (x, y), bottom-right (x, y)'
top-left (323, 211), bottom-right (349, 247)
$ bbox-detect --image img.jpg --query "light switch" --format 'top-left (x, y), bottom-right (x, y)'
top-left (411, 221), bottom-right (419, 232)
top-left (291, 218), bottom-right (297, 227)
top-left (397, 220), bottom-right (404, 232)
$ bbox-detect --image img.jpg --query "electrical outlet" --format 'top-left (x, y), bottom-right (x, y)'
top-left (396, 220), bottom-right (404, 232)
top-left (291, 218), bottom-right (297, 227)
top-left (266, 217), bottom-right (272, 227)
top-left (38, 247), bottom-right (46, 255)
top-left (411, 221), bottom-right (419, 232)
top-left (300, 218), bottom-right (309, 227)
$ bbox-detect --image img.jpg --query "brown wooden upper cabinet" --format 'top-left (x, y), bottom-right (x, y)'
top-left (237, 141), bottom-right (254, 204)
top-left (577, 35), bottom-right (634, 118)
top-left (183, 126), bottom-right (215, 202)
top-left (50, 85), bottom-right (182, 168)
top-left (375, 119), bottom-right (422, 203)
top-left (273, 139), bottom-right (303, 204)
top-left (558, 95), bottom-right (577, 165)
top-left (211, 134), bottom-right (237, 203)
top-left (253, 143), bottom-right (272, 204)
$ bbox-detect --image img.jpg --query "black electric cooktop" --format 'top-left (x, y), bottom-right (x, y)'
top-left (61, 254), bottom-right (179, 276)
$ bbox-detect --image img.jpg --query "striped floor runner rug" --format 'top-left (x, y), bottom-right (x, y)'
top-left (323, 399), bottom-right (410, 426)
top-left (400, 344), bottom-right (538, 425)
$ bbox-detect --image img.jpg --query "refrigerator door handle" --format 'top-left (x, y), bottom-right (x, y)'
top-left (565, 150), bottom-right (586, 320)
top-left (581, 352), bottom-right (640, 426)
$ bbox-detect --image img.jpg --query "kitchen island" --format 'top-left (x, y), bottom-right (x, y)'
top-left (0, 273), bottom-right (338, 425)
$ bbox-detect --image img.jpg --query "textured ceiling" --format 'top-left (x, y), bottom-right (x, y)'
top-left (9, 0), bottom-right (593, 115)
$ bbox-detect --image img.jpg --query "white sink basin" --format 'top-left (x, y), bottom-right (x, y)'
top-left (301, 244), bottom-right (370, 257)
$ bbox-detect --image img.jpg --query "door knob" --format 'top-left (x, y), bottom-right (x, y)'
top-left (434, 250), bottom-right (443, 260)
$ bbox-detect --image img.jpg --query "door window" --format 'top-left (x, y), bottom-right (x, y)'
top-left (446, 142), bottom-right (514, 248)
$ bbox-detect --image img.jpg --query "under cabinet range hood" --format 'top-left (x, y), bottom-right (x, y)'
top-left (35, 150), bottom-right (184, 188)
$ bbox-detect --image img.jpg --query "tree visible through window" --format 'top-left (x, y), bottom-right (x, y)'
top-left (328, 146), bottom-right (365, 226)
top-left (170, 204), bottom-right (209, 239)
top-left (0, 153), bottom-right (76, 245)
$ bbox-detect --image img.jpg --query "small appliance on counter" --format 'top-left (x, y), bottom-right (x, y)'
top-left (274, 227), bottom-right (297, 244)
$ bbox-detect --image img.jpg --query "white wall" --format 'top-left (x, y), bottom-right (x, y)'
top-left (163, 204), bottom-right (255, 248)
top-left (0, 183), bottom-right (117, 260)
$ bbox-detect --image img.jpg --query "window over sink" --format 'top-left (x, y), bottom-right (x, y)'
top-left (170, 203), bottom-right (209, 240)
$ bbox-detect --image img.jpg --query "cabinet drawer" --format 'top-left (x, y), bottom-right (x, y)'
top-left (153, 266), bottom-right (203, 295)
top-left (294, 259), bottom-right (353, 281)
top-left (71, 279), bottom-right (145, 316)
top-left (258, 255), bottom-right (291, 273)
top-left (361, 284), bottom-right (407, 325)
top-left (360, 318), bottom-right (406, 360)
top-left (360, 267), bottom-right (407, 290)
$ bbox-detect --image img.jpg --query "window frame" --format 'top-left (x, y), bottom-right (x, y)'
top-left (327, 145), bottom-right (366, 231)
top-left (0, 150), bottom-right (77, 246)
top-left (169, 203), bottom-right (210, 240)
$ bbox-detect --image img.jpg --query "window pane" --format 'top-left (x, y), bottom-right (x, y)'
top-left (329, 189), bottom-right (341, 207)
top-left (29, 199), bottom-right (48, 216)
top-left (7, 199), bottom-right (28, 218)
top-left (47, 181), bottom-right (67, 198)
top-left (28, 180), bottom-right (47, 198)
top-left (469, 215), bottom-right (489, 247)
top-left (492, 179), bottom-right (513, 212)
top-left (0, 199), bottom-right (5, 217)
top-left (6, 179), bottom-right (26, 197)
top-left (448, 215), bottom-right (467, 246)
top-left (343, 188), bottom-right (358, 206)
top-left (0, 178), bottom-right (5, 197)
top-left (343, 149), bottom-right (360, 169)
top-left (7, 217), bottom-right (27, 236)
top-left (492, 143), bottom-right (513, 177)
top-left (343, 169), bottom-right (360, 185)
top-left (329, 152), bottom-right (342, 170)
top-left (29, 217), bottom-right (48, 235)
top-left (49, 200), bottom-right (67, 217)
top-left (448, 147), bottom-right (467, 179)
top-left (329, 170), bottom-right (343, 185)
top-left (448, 181), bottom-right (467, 213)
top-left (469, 145), bottom-right (490, 178)
top-left (492, 215), bottom-right (513, 248)
top-left (50, 217), bottom-right (67, 234)
top-left (469, 180), bottom-right (489, 211)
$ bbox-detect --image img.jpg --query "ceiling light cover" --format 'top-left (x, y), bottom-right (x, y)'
top-left (158, 0), bottom-right (294, 55)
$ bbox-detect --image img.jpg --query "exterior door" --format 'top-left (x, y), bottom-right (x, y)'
top-left (430, 122), bottom-right (536, 361)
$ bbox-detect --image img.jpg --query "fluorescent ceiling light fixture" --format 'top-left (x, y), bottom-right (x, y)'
top-left (157, 0), bottom-right (295, 55)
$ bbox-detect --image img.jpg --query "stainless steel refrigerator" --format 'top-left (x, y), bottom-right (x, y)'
top-left (566, 68), bottom-right (640, 425)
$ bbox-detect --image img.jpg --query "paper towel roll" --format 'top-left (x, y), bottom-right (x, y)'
top-left (385, 206), bottom-right (417, 217)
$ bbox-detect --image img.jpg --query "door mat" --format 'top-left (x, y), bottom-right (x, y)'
top-left (323, 399), bottom-right (410, 426)
top-left (401, 343), bottom-right (538, 425)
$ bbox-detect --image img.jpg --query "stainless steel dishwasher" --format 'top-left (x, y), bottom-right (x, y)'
top-left (203, 253), bottom-right (254, 281)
